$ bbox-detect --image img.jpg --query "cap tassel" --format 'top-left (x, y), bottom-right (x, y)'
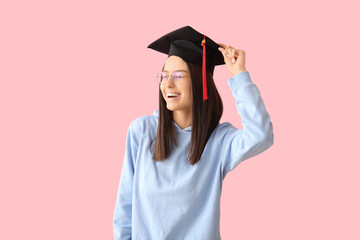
top-left (201, 35), bottom-right (208, 102)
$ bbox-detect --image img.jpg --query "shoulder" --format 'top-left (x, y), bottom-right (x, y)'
top-left (215, 121), bottom-right (238, 133)
top-left (128, 110), bottom-right (159, 138)
top-left (213, 121), bottom-right (239, 142)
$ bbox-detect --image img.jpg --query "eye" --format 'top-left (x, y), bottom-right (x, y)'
top-left (172, 72), bottom-right (183, 80)
top-left (157, 72), bottom-right (168, 84)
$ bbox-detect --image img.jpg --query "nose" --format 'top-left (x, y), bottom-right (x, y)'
top-left (164, 75), bottom-right (175, 87)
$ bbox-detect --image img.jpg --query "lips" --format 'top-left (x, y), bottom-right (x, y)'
top-left (166, 92), bottom-right (180, 100)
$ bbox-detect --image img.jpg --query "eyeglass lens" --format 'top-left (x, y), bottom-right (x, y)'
top-left (157, 72), bottom-right (183, 84)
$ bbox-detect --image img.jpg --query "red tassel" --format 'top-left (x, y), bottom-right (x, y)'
top-left (201, 35), bottom-right (208, 102)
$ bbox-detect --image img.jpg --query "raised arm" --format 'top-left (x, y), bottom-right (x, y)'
top-left (219, 71), bottom-right (274, 177)
top-left (217, 43), bottom-right (274, 177)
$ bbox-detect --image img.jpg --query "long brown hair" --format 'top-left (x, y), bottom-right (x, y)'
top-left (152, 61), bottom-right (223, 165)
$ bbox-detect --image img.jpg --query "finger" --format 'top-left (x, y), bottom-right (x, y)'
top-left (217, 42), bottom-right (227, 48)
top-left (225, 47), bottom-right (232, 58)
top-left (232, 48), bottom-right (242, 57)
top-left (218, 47), bottom-right (228, 59)
top-left (235, 49), bottom-right (245, 55)
top-left (234, 50), bottom-right (245, 62)
top-left (225, 45), bottom-right (234, 52)
top-left (218, 46), bottom-right (231, 64)
top-left (224, 46), bottom-right (230, 56)
top-left (226, 45), bottom-right (234, 52)
top-left (218, 47), bottom-right (225, 53)
top-left (231, 49), bottom-right (236, 63)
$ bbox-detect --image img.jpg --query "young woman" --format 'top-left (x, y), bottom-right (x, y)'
top-left (113, 26), bottom-right (274, 240)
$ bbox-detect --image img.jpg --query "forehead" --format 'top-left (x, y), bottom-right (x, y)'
top-left (163, 56), bottom-right (188, 71)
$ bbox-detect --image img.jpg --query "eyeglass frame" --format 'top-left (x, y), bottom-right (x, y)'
top-left (156, 71), bottom-right (187, 85)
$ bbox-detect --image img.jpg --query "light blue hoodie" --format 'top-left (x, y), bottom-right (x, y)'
top-left (113, 71), bottom-right (274, 240)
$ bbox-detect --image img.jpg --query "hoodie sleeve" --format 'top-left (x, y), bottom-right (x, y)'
top-left (113, 122), bottom-right (139, 240)
top-left (220, 71), bottom-right (274, 177)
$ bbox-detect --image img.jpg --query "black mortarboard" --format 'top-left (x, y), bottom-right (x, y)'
top-left (147, 25), bottom-right (225, 102)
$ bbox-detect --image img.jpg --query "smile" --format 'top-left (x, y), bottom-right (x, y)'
top-left (167, 93), bottom-right (180, 101)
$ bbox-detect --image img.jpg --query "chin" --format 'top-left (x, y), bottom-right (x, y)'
top-left (167, 102), bottom-right (184, 112)
top-left (166, 105), bottom-right (176, 111)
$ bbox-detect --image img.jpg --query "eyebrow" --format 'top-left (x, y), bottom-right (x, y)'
top-left (163, 70), bottom-right (187, 73)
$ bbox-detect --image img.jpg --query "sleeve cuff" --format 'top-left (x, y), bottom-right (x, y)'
top-left (227, 71), bottom-right (252, 90)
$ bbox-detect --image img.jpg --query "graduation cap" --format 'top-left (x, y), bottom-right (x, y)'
top-left (147, 25), bottom-right (225, 102)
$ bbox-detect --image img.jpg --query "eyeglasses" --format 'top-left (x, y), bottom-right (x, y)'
top-left (156, 71), bottom-right (185, 85)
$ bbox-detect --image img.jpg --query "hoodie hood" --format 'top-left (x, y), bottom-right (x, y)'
top-left (153, 110), bottom-right (191, 133)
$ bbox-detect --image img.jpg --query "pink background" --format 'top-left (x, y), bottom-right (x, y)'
top-left (1, 0), bottom-right (359, 239)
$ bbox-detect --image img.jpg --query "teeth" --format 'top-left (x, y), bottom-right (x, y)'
top-left (167, 93), bottom-right (180, 97)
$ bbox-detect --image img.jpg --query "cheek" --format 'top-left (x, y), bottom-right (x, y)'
top-left (187, 83), bottom-right (193, 98)
top-left (160, 86), bottom-right (166, 98)
top-left (183, 84), bottom-right (192, 103)
top-left (181, 78), bottom-right (191, 94)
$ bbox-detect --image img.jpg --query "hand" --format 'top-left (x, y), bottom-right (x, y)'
top-left (217, 43), bottom-right (247, 76)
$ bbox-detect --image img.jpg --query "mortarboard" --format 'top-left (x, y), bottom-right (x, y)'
top-left (147, 25), bottom-right (225, 102)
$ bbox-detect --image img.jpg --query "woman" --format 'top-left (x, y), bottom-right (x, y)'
top-left (113, 26), bottom-right (274, 240)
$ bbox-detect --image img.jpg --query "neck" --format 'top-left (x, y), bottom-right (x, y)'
top-left (173, 109), bottom-right (192, 129)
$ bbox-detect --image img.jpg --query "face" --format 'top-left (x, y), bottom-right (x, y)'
top-left (160, 56), bottom-right (193, 113)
